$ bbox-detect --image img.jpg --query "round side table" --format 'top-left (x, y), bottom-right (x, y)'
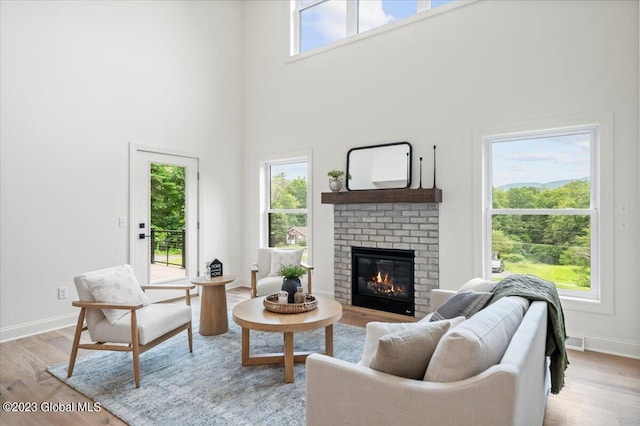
top-left (191, 275), bottom-right (235, 335)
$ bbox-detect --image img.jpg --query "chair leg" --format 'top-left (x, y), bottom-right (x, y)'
top-left (67, 308), bottom-right (86, 378)
top-left (187, 322), bottom-right (193, 353)
top-left (130, 310), bottom-right (141, 388)
top-left (250, 270), bottom-right (257, 298)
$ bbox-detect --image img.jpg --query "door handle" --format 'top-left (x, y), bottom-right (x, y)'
top-left (139, 233), bottom-right (152, 240)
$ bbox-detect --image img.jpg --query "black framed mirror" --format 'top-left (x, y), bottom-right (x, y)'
top-left (346, 142), bottom-right (412, 190)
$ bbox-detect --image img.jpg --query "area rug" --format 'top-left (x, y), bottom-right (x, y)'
top-left (48, 318), bottom-right (365, 426)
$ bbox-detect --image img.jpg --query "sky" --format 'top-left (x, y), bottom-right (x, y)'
top-left (300, 0), bottom-right (455, 52)
top-left (491, 133), bottom-right (591, 187)
top-left (270, 161), bottom-right (308, 181)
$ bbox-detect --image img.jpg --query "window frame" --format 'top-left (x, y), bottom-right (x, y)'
top-left (290, 0), bottom-right (476, 57)
top-left (472, 113), bottom-right (614, 315)
top-left (261, 155), bottom-right (312, 263)
top-left (485, 127), bottom-right (599, 300)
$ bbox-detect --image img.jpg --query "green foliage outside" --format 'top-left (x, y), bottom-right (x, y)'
top-left (492, 180), bottom-right (591, 290)
top-left (493, 262), bottom-right (587, 291)
top-left (269, 172), bottom-right (307, 248)
top-left (150, 164), bottom-right (185, 230)
top-left (150, 164), bottom-right (186, 265)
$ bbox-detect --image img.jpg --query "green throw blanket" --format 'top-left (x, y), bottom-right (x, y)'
top-left (490, 274), bottom-right (569, 394)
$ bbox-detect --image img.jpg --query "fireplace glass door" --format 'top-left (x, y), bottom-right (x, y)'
top-left (352, 247), bottom-right (414, 316)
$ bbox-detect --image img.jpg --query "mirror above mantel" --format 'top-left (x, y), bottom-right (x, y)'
top-left (346, 142), bottom-right (412, 191)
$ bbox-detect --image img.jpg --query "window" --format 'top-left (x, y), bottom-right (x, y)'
top-left (484, 127), bottom-right (599, 300)
top-left (292, 0), bottom-right (459, 55)
top-left (264, 158), bottom-right (310, 262)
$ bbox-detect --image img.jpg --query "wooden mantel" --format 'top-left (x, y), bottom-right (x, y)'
top-left (321, 188), bottom-right (442, 204)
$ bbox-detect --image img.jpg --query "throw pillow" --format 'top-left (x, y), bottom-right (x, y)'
top-left (359, 317), bottom-right (465, 367)
top-left (429, 290), bottom-right (492, 322)
top-left (458, 277), bottom-right (497, 293)
top-left (369, 321), bottom-right (451, 379)
top-left (268, 249), bottom-right (304, 277)
top-left (424, 297), bottom-right (526, 382)
top-left (83, 264), bottom-right (151, 325)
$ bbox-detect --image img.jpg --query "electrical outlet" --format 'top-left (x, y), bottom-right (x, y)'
top-left (118, 216), bottom-right (127, 227)
top-left (58, 287), bottom-right (68, 299)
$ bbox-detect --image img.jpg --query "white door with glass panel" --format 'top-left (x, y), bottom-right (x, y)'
top-left (131, 146), bottom-right (198, 301)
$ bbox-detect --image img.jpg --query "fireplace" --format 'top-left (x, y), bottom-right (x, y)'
top-left (352, 247), bottom-right (415, 316)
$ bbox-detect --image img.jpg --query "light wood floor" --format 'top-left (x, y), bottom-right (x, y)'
top-left (1, 287), bottom-right (638, 425)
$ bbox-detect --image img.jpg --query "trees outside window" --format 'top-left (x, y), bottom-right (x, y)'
top-left (486, 128), bottom-right (598, 298)
top-left (150, 163), bottom-right (186, 269)
top-left (266, 159), bottom-right (310, 261)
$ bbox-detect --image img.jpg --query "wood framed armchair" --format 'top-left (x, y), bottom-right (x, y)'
top-left (68, 264), bottom-right (195, 388)
top-left (250, 248), bottom-right (313, 298)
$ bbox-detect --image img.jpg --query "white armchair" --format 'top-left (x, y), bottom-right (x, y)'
top-left (250, 248), bottom-right (313, 298)
top-left (67, 265), bottom-right (194, 388)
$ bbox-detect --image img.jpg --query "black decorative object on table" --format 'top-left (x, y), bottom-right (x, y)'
top-left (210, 259), bottom-right (223, 277)
top-left (279, 264), bottom-right (306, 303)
top-left (281, 278), bottom-right (302, 303)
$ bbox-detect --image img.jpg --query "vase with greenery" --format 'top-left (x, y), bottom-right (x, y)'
top-left (327, 170), bottom-right (345, 192)
top-left (279, 264), bottom-right (307, 303)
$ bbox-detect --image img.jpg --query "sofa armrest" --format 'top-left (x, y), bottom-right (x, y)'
top-left (306, 354), bottom-right (519, 426)
top-left (430, 289), bottom-right (456, 312)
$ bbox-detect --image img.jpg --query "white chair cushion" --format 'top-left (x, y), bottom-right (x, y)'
top-left (359, 316), bottom-right (465, 367)
top-left (91, 303), bottom-right (192, 345)
top-left (76, 264), bottom-right (150, 325)
top-left (268, 249), bottom-right (303, 276)
top-left (424, 297), bottom-right (527, 382)
top-left (74, 273), bottom-right (104, 331)
top-left (255, 248), bottom-right (273, 280)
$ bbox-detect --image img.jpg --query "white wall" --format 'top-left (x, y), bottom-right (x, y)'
top-left (0, 1), bottom-right (244, 340)
top-left (241, 0), bottom-right (639, 357)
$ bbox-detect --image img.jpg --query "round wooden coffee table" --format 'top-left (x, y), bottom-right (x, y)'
top-left (232, 295), bottom-right (342, 383)
top-left (191, 275), bottom-right (235, 336)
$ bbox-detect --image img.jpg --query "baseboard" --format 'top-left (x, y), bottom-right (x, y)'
top-left (0, 313), bottom-right (78, 343)
top-left (227, 280), bottom-right (248, 289)
top-left (584, 335), bottom-right (640, 360)
top-left (309, 289), bottom-right (334, 299)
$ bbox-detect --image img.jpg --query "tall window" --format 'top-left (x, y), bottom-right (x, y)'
top-left (485, 126), bottom-right (598, 300)
top-left (293, 0), bottom-right (458, 54)
top-left (265, 158), bottom-right (310, 261)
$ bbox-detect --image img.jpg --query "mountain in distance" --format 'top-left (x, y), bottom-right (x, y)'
top-left (498, 177), bottom-right (588, 191)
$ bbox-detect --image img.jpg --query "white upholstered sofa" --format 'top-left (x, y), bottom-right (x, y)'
top-left (306, 288), bottom-right (551, 426)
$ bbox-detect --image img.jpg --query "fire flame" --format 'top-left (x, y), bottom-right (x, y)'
top-left (369, 271), bottom-right (402, 294)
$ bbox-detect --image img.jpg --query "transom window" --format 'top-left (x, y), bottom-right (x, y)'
top-left (485, 126), bottom-right (599, 300)
top-left (292, 0), bottom-right (459, 55)
top-left (264, 158), bottom-right (310, 262)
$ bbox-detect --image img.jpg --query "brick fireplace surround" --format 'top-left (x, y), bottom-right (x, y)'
top-left (331, 202), bottom-right (439, 318)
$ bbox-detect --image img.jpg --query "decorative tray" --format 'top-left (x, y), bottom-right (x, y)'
top-left (263, 294), bottom-right (318, 314)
